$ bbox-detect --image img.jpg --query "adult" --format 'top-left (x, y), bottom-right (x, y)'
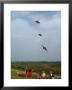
top-left (28, 69), bottom-right (32, 78)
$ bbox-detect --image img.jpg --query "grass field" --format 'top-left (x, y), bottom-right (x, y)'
top-left (11, 61), bottom-right (61, 79)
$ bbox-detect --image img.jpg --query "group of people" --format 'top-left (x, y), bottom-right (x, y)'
top-left (25, 67), bottom-right (55, 79)
top-left (36, 71), bottom-right (55, 79)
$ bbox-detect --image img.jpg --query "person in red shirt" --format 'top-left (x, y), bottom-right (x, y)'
top-left (28, 69), bottom-right (32, 79)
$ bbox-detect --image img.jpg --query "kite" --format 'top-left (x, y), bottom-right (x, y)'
top-left (41, 45), bottom-right (48, 51)
top-left (35, 20), bottom-right (40, 24)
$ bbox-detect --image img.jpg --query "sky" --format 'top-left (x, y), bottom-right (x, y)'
top-left (11, 11), bottom-right (61, 62)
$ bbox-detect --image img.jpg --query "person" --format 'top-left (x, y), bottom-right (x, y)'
top-left (36, 73), bottom-right (42, 79)
top-left (18, 72), bottom-right (24, 77)
top-left (25, 66), bottom-right (29, 78)
top-left (28, 69), bottom-right (32, 78)
top-left (41, 71), bottom-right (46, 79)
top-left (49, 71), bottom-right (55, 79)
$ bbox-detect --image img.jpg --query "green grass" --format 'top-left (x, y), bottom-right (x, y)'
top-left (11, 61), bottom-right (61, 79)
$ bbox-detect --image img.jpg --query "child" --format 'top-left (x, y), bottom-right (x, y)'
top-left (36, 73), bottom-right (42, 79)
top-left (41, 71), bottom-right (46, 79)
top-left (49, 71), bottom-right (55, 79)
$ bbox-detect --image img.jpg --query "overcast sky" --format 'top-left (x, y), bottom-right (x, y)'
top-left (11, 11), bottom-right (61, 62)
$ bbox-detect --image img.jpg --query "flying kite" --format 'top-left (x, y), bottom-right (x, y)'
top-left (41, 45), bottom-right (48, 51)
top-left (38, 34), bottom-right (42, 36)
top-left (35, 20), bottom-right (40, 24)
